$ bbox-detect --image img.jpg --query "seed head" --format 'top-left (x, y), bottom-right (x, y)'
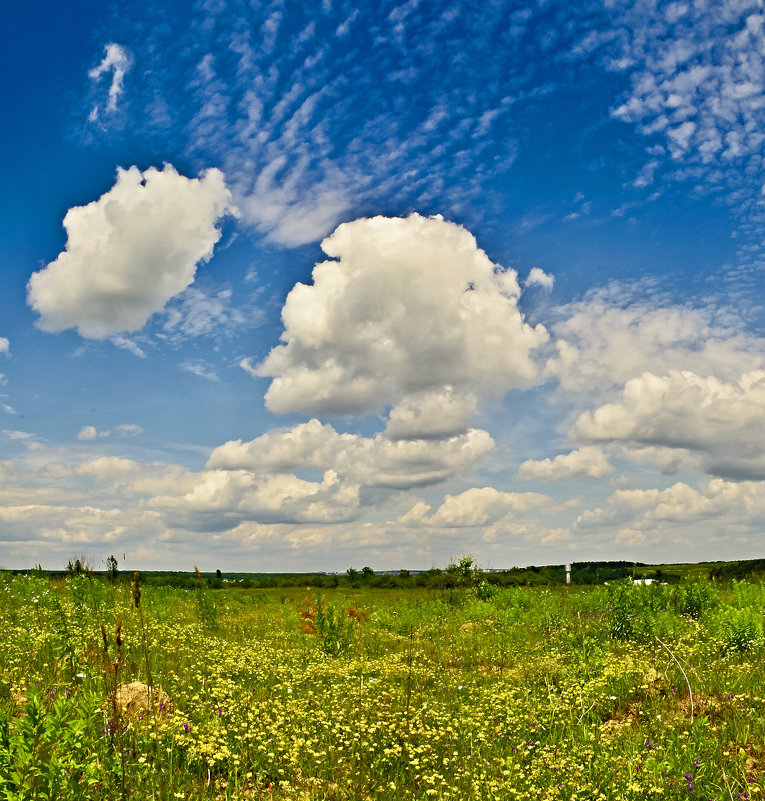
top-left (115, 616), bottom-right (122, 648)
top-left (194, 565), bottom-right (203, 588)
top-left (100, 621), bottom-right (108, 653)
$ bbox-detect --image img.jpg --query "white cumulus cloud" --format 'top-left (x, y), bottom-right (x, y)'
top-left (545, 283), bottom-right (765, 392)
top-left (28, 165), bottom-right (233, 339)
top-left (572, 369), bottom-right (765, 480)
top-left (525, 267), bottom-right (555, 290)
top-left (518, 446), bottom-right (612, 481)
top-left (206, 418), bottom-right (494, 490)
top-left (254, 214), bottom-right (548, 418)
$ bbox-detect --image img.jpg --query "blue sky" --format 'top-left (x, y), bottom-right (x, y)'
top-left (2, 0), bottom-right (765, 572)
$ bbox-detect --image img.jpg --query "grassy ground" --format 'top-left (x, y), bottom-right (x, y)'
top-left (1, 572), bottom-right (764, 799)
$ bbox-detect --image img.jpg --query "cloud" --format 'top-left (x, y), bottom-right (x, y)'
top-left (518, 446), bottom-right (612, 481)
top-left (396, 488), bottom-right (561, 549)
top-left (161, 288), bottom-right (249, 341)
top-left (77, 424), bottom-right (143, 441)
top-left (418, 487), bottom-right (558, 528)
top-left (255, 214), bottom-right (547, 418)
top-left (77, 426), bottom-right (98, 441)
top-left (572, 369), bottom-right (765, 480)
top-left (524, 267), bottom-right (555, 290)
top-left (180, 361), bottom-right (220, 382)
top-left (574, 479), bottom-right (765, 552)
top-left (89, 43), bottom-right (133, 118)
top-left (0, 338), bottom-right (9, 355)
top-left (113, 424), bottom-right (143, 437)
top-left (545, 282), bottom-right (765, 392)
top-left (2, 430), bottom-right (34, 441)
top-left (384, 389), bottom-right (477, 440)
top-left (206, 418), bottom-right (494, 490)
top-left (605, 0), bottom-right (765, 264)
top-left (109, 335), bottom-right (147, 358)
top-left (76, 456), bottom-right (142, 482)
top-left (27, 165), bottom-right (233, 339)
top-left (113, 2), bottom-right (539, 246)
top-left (145, 468), bottom-right (361, 528)
top-left (0, 503), bottom-right (163, 547)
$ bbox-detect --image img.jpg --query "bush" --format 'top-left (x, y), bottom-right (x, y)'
top-left (719, 607), bottom-right (763, 653)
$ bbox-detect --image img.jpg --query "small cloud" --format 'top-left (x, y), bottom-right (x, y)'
top-left (518, 446), bottom-right (612, 481)
top-left (524, 267), bottom-right (555, 291)
top-left (113, 424), bottom-right (143, 437)
top-left (89, 43), bottom-right (133, 118)
top-left (79, 423), bottom-right (142, 440)
top-left (0, 337), bottom-right (9, 355)
top-left (2, 429), bottom-right (34, 441)
top-left (110, 335), bottom-right (147, 358)
top-left (180, 360), bottom-right (220, 382)
top-left (633, 159), bottom-right (660, 188)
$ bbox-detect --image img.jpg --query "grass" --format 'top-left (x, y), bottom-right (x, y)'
top-left (0, 572), bottom-right (764, 799)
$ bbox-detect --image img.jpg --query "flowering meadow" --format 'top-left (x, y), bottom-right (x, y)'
top-left (0, 571), bottom-right (764, 800)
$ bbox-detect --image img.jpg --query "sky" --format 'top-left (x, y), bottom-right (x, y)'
top-left (2, 0), bottom-right (765, 572)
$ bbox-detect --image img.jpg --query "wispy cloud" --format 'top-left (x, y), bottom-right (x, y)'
top-left (88, 43), bottom-right (133, 121)
top-left (97, 0), bottom-right (579, 245)
top-left (180, 360), bottom-right (220, 382)
top-left (605, 0), bottom-right (765, 267)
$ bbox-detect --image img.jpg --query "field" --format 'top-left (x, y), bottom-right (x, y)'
top-left (1, 571), bottom-right (764, 800)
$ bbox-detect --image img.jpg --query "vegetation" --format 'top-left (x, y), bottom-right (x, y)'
top-left (0, 567), bottom-right (764, 799)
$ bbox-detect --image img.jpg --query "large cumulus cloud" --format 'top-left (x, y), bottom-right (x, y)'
top-left (545, 284), bottom-right (765, 393)
top-left (572, 369), bottom-right (765, 480)
top-left (254, 214), bottom-right (548, 418)
top-left (27, 165), bottom-right (233, 338)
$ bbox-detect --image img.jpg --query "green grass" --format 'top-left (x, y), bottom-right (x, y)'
top-left (1, 572), bottom-right (764, 799)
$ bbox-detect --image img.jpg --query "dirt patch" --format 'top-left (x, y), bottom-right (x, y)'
top-left (111, 681), bottom-right (173, 719)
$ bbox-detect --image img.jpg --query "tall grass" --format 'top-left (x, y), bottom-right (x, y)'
top-left (0, 572), bottom-right (763, 799)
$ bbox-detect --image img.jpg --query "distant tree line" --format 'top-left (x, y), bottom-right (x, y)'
top-left (11, 555), bottom-right (765, 590)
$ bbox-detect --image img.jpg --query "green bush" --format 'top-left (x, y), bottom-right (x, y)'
top-left (719, 606), bottom-right (763, 653)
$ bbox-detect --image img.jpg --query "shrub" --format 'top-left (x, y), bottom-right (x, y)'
top-left (719, 606), bottom-right (764, 653)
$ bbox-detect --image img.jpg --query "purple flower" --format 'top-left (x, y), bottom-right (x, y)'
top-left (183, 723), bottom-right (189, 734)
top-left (685, 774), bottom-right (693, 782)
